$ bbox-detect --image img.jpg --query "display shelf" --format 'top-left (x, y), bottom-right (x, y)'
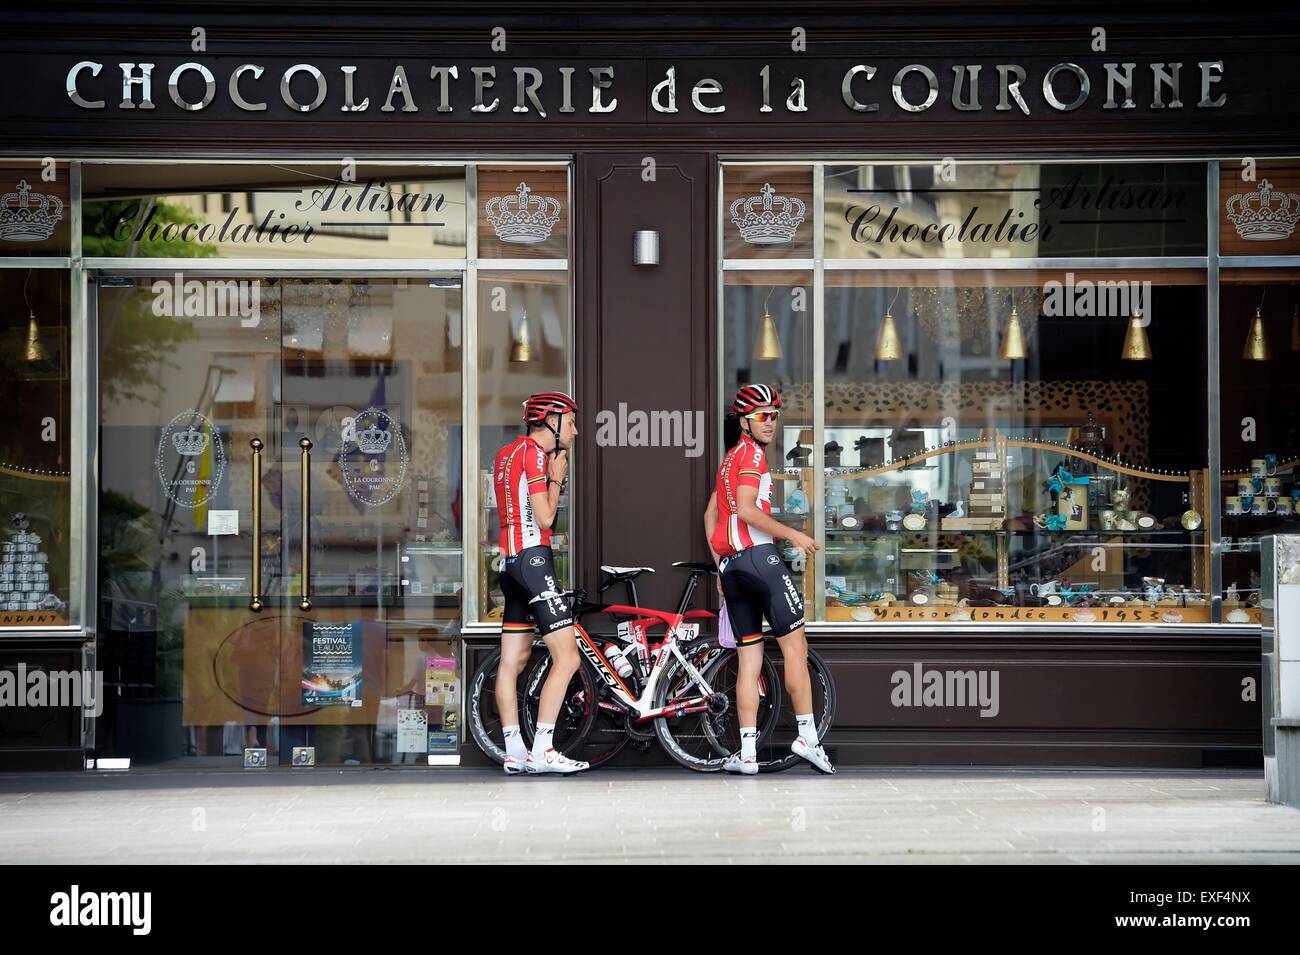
top-left (820, 430), bottom-right (1215, 620)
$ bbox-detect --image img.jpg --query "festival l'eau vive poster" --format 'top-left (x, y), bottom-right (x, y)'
top-left (302, 621), bottom-right (363, 707)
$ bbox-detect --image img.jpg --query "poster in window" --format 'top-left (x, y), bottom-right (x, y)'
top-left (302, 621), bottom-right (364, 706)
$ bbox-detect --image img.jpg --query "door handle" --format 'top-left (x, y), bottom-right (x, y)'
top-left (299, 436), bottom-right (312, 611)
top-left (249, 438), bottom-right (264, 612)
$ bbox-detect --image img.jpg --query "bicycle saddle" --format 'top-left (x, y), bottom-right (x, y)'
top-left (600, 565), bottom-right (656, 579)
top-left (672, 560), bottom-right (719, 575)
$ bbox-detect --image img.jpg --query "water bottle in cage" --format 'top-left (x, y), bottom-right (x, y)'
top-left (603, 643), bottom-right (633, 679)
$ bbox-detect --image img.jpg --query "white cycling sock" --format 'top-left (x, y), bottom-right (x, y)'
top-left (740, 727), bottom-right (757, 760)
top-left (796, 713), bottom-right (818, 747)
top-left (503, 724), bottom-right (526, 760)
top-left (532, 722), bottom-right (556, 757)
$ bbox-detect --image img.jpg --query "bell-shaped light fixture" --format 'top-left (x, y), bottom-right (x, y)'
top-left (754, 308), bottom-right (783, 361)
top-left (1242, 306), bottom-right (1270, 362)
top-left (509, 310), bottom-right (534, 363)
top-left (874, 312), bottom-right (902, 362)
top-left (24, 309), bottom-right (46, 363)
top-left (998, 304), bottom-right (1028, 360)
top-left (1120, 307), bottom-right (1153, 361)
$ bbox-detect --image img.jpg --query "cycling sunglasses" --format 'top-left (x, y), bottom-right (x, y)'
top-left (742, 410), bottom-right (781, 422)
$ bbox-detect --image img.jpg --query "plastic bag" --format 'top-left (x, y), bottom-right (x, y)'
top-left (718, 601), bottom-right (736, 649)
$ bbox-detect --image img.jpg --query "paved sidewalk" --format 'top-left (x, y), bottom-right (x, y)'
top-left (2, 768), bottom-right (1298, 864)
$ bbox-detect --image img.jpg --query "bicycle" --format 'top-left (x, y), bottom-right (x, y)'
top-left (469, 561), bottom-right (763, 770)
top-left (469, 560), bottom-right (836, 772)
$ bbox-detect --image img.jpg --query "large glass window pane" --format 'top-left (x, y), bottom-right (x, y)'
top-left (824, 162), bottom-right (1206, 260)
top-left (822, 268), bottom-right (1209, 624)
top-left (477, 271), bottom-right (571, 622)
top-left (82, 163), bottom-right (466, 259)
top-left (0, 269), bottom-right (73, 626)
top-left (1220, 269), bottom-right (1299, 623)
top-left (721, 270), bottom-right (814, 607)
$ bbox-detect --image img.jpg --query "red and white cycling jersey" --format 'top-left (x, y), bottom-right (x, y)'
top-left (710, 433), bottom-right (774, 558)
top-left (494, 436), bottom-right (552, 555)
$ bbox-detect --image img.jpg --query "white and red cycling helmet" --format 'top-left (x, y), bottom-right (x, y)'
top-left (523, 391), bottom-right (578, 452)
top-left (523, 391), bottom-right (578, 423)
top-left (731, 383), bottom-right (782, 416)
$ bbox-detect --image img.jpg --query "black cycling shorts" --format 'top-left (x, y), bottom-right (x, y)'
top-left (500, 545), bottom-right (573, 637)
top-left (719, 543), bottom-right (805, 644)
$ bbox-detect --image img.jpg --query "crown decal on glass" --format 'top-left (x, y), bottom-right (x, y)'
top-left (485, 181), bottom-right (562, 244)
top-left (1226, 179), bottom-right (1300, 241)
top-left (730, 182), bottom-right (806, 244)
top-left (0, 180), bottom-right (64, 242)
top-left (356, 422), bottom-right (393, 454)
top-left (171, 426), bottom-right (209, 456)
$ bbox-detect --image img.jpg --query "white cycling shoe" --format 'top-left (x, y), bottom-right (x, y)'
top-left (502, 754), bottom-right (530, 775)
top-left (527, 749), bottom-right (590, 774)
top-left (791, 737), bottom-right (835, 775)
top-left (723, 752), bottom-right (759, 775)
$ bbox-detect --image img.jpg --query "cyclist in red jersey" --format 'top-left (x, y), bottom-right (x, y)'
top-left (704, 384), bottom-right (834, 775)
top-left (491, 391), bottom-right (589, 775)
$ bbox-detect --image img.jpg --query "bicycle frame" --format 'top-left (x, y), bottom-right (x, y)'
top-left (574, 605), bottom-right (719, 723)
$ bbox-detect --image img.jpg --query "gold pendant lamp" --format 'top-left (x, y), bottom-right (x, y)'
top-left (754, 307), bottom-right (783, 361)
top-left (753, 286), bottom-right (783, 361)
top-left (998, 304), bottom-right (1028, 360)
top-left (1242, 305), bottom-right (1270, 362)
top-left (874, 287), bottom-right (905, 362)
top-left (1120, 306), bottom-right (1153, 361)
top-left (509, 310), bottom-right (534, 363)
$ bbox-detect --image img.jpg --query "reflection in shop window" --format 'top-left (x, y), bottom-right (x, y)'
top-left (823, 162), bottom-right (1206, 261)
top-left (81, 162), bottom-right (467, 260)
top-left (476, 271), bottom-right (572, 622)
top-left (721, 270), bottom-right (814, 609)
top-left (0, 270), bottom-right (73, 626)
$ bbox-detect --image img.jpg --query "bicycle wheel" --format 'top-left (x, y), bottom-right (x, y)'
top-left (652, 639), bottom-right (760, 772)
top-left (699, 648), bottom-right (783, 759)
top-left (755, 646), bottom-right (837, 773)
top-left (467, 641), bottom-right (544, 765)
top-left (519, 649), bottom-right (599, 761)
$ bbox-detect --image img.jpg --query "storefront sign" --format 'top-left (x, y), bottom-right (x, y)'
top-left (63, 58), bottom-right (1230, 118)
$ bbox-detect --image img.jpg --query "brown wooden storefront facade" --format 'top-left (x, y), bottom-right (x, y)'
top-left (3, 3), bottom-right (1300, 769)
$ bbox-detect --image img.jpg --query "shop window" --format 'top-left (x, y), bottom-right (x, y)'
top-left (820, 269), bottom-right (1209, 624)
top-left (721, 270), bottom-right (814, 604)
top-left (0, 269), bottom-right (74, 626)
top-left (81, 162), bottom-right (466, 259)
top-left (1219, 270), bottom-right (1300, 622)
top-left (476, 271), bottom-right (572, 622)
